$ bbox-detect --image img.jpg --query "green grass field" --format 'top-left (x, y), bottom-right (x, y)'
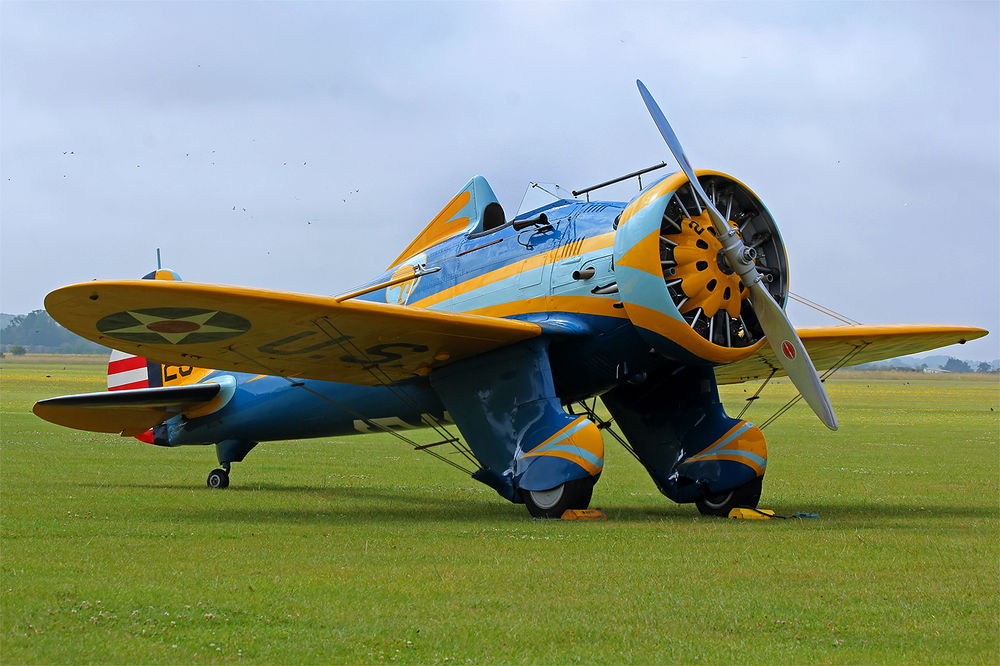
top-left (2, 355), bottom-right (998, 664)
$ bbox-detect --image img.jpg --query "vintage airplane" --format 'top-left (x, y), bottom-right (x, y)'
top-left (34, 81), bottom-right (987, 518)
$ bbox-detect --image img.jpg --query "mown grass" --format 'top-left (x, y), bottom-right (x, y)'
top-left (1, 355), bottom-right (997, 663)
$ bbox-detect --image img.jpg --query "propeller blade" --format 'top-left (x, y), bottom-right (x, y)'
top-left (748, 280), bottom-right (838, 430)
top-left (637, 81), bottom-right (732, 237)
top-left (636, 79), bottom-right (838, 430)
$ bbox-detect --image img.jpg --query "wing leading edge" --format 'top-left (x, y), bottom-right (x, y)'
top-left (44, 280), bottom-right (541, 385)
top-left (714, 324), bottom-right (988, 385)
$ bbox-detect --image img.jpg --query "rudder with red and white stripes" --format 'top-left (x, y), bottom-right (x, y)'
top-left (107, 349), bottom-right (163, 391)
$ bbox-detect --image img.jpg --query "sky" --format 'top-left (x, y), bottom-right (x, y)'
top-left (2, 1), bottom-right (997, 361)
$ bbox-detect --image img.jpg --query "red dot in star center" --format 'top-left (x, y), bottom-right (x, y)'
top-left (147, 320), bottom-right (200, 333)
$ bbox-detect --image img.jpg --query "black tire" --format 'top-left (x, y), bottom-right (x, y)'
top-left (523, 477), bottom-right (595, 518)
top-left (695, 475), bottom-right (762, 517)
top-left (207, 469), bottom-right (230, 489)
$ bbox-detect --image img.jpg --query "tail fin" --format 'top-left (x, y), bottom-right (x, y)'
top-left (105, 268), bottom-right (213, 442)
top-left (108, 348), bottom-right (214, 392)
top-left (107, 349), bottom-right (162, 391)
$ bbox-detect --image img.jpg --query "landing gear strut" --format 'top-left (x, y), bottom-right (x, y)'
top-left (206, 439), bottom-right (257, 489)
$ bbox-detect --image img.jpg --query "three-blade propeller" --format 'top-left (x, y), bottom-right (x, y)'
top-left (636, 79), bottom-right (838, 430)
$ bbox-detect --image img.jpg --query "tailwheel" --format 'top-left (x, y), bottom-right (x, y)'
top-left (695, 475), bottom-right (763, 517)
top-left (207, 468), bottom-right (230, 489)
top-left (523, 477), bottom-right (595, 518)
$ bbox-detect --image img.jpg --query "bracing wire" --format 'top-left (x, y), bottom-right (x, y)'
top-left (225, 342), bottom-right (477, 476)
top-left (736, 291), bottom-right (863, 427)
top-left (738, 368), bottom-right (777, 420)
top-left (758, 343), bottom-right (870, 430)
top-left (572, 398), bottom-right (643, 466)
top-left (788, 291), bottom-right (862, 326)
top-left (310, 317), bottom-right (480, 469)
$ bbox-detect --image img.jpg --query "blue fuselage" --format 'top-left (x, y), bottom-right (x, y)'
top-left (167, 198), bottom-right (667, 446)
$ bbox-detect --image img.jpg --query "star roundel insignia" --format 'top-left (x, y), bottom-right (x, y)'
top-left (96, 308), bottom-right (251, 345)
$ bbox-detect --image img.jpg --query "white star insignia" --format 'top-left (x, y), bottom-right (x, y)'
top-left (101, 310), bottom-right (247, 344)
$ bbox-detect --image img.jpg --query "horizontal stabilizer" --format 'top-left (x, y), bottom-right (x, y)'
top-left (44, 280), bottom-right (541, 385)
top-left (33, 383), bottom-right (221, 436)
top-left (715, 324), bottom-right (988, 384)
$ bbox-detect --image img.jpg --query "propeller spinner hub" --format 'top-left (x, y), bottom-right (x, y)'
top-left (668, 210), bottom-right (746, 319)
top-left (716, 248), bottom-right (734, 275)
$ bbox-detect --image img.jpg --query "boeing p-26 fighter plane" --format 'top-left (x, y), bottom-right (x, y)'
top-left (34, 82), bottom-right (987, 517)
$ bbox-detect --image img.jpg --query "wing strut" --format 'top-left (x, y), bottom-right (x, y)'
top-left (737, 368), bottom-right (778, 421)
top-left (755, 342), bottom-right (871, 430)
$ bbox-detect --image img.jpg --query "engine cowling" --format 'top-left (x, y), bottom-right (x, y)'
top-left (613, 170), bottom-right (788, 365)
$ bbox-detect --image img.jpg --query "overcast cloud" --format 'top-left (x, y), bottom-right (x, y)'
top-left (1, 1), bottom-right (997, 361)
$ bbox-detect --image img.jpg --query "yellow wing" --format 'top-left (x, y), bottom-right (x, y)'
top-left (45, 280), bottom-right (541, 385)
top-left (714, 324), bottom-right (988, 385)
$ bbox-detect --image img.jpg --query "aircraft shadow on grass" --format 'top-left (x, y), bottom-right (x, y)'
top-left (100, 482), bottom-right (517, 524)
top-left (87, 483), bottom-right (995, 525)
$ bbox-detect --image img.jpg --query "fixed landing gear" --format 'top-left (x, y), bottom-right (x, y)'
top-left (695, 475), bottom-right (763, 516)
top-left (206, 440), bottom-right (257, 489)
top-left (207, 464), bottom-right (230, 489)
top-left (523, 477), bottom-right (595, 518)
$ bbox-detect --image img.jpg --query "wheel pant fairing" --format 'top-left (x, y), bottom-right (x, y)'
top-left (430, 339), bottom-right (604, 503)
top-left (601, 364), bottom-right (765, 503)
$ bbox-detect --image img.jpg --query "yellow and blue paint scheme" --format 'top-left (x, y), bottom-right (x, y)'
top-left (34, 172), bottom-right (989, 512)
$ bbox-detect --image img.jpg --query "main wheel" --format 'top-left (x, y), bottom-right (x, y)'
top-left (695, 475), bottom-right (762, 516)
top-left (523, 477), bottom-right (595, 518)
top-left (207, 468), bottom-right (230, 489)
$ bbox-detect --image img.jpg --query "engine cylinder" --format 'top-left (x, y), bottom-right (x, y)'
top-left (613, 170), bottom-right (788, 364)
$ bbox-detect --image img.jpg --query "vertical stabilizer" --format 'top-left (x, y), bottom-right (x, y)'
top-left (107, 349), bottom-right (161, 391)
top-left (103, 267), bottom-right (211, 443)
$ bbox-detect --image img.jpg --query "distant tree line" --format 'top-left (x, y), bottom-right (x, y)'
top-left (0, 310), bottom-right (108, 354)
top-left (943, 358), bottom-right (996, 374)
top-left (853, 357), bottom-right (997, 374)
